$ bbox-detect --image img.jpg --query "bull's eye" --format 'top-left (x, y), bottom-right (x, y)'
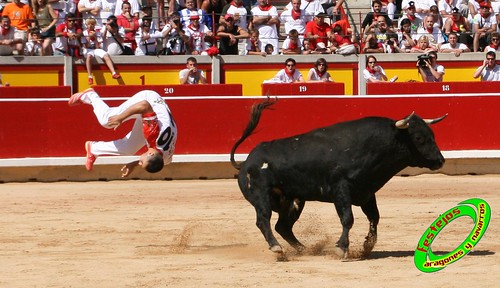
top-left (414, 135), bottom-right (424, 144)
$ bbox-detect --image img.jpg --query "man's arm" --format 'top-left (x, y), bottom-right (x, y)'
top-left (107, 100), bottom-right (153, 128)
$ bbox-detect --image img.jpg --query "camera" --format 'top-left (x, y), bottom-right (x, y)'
top-left (417, 54), bottom-right (430, 67)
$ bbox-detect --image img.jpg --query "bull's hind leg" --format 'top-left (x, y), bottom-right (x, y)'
top-left (274, 197), bottom-right (306, 252)
top-left (361, 195), bottom-right (379, 256)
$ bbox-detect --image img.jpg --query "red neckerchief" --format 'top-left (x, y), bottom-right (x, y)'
top-left (289, 39), bottom-right (298, 50)
top-left (426, 27), bottom-right (433, 33)
top-left (489, 44), bottom-right (498, 49)
top-left (187, 23), bottom-right (199, 32)
top-left (1, 27), bottom-right (10, 36)
top-left (291, 9), bottom-right (301, 20)
top-left (230, 1), bottom-right (243, 7)
top-left (480, 10), bottom-right (491, 19)
top-left (258, 4), bottom-right (272, 11)
top-left (250, 38), bottom-right (257, 51)
top-left (366, 66), bottom-right (376, 74)
top-left (285, 68), bottom-right (294, 78)
top-left (407, 14), bottom-right (415, 22)
top-left (315, 68), bottom-right (325, 78)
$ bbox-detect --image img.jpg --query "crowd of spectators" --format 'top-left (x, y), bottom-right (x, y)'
top-left (1, 0), bottom-right (500, 57)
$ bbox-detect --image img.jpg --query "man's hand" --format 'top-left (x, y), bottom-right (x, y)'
top-left (121, 161), bottom-right (139, 177)
top-left (107, 115), bottom-right (123, 129)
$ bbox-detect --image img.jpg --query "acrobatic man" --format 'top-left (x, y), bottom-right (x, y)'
top-left (68, 88), bottom-right (177, 177)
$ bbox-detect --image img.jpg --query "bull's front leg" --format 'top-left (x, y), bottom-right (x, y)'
top-left (333, 200), bottom-right (354, 259)
top-left (361, 194), bottom-right (379, 256)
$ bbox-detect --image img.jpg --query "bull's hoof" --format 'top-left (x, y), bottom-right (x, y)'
top-left (270, 244), bottom-right (283, 253)
top-left (334, 246), bottom-right (349, 259)
top-left (363, 235), bottom-right (377, 257)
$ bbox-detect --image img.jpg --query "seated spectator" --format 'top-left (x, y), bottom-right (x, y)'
top-left (180, 0), bottom-right (212, 31)
top-left (330, 22), bottom-right (356, 55)
top-left (484, 32), bottom-right (500, 52)
top-left (245, 28), bottom-right (265, 56)
top-left (117, 1), bottom-right (139, 51)
top-left (301, 38), bottom-right (313, 54)
top-left (415, 15), bottom-right (445, 49)
top-left (2, 0), bottom-right (35, 55)
top-left (217, 13), bottom-right (249, 55)
top-left (398, 1), bottom-right (421, 35)
top-left (443, 7), bottom-right (472, 48)
top-left (266, 58), bottom-right (305, 83)
top-left (160, 12), bottom-right (188, 55)
top-left (361, 0), bottom-right (391, 39)
top-left (410, 35), bottom-right (436, 53)
top-left (139, 6), bottom-right (156, 30)
top-left (417, 51), bottom-right (444, 82)
top-left (184, 12), bottom-right (214, 55)
top-left (473, 51), bottom-right (500, 81)
top-left (439, 32), bottom-right (470, 56)
top-left (221, 0), bottom-right (250, 32)
top-left (364, 15), bottom-right (393, 44)
top-left (251, 0), bottom-right (280, 55)
top-left (397, 18), bottom-right (416, 53)
top-left (363, 33), bottom-right (384, 53)
top-left (363, 55), bottom-right (397, 82)
top-left (0, 16), bottom-right (23, 56)
top-left (307, 57), bottom-right (334, 82)
top-left (24, 27), bottom-right (43, 55)
top-left (280, 0), bottom-right (308, 43)
top-left (135, 17), bottom-right (163, 55)
top-left (305, 11), bottom-right (331, 51)
top-left (54, 13), bottom-right (83, 56)
top-left (472, 1), bottom-right (496, 52)
top-left (429, 5), bottom-right (443, 30)
top-left (314, 41), bottom-right (331, 54)
top-left (82, 18), bottom-right (120, 84)
top-left (102, 15), bottom-right (130, 55)
top-left (280, 29), bottom-right (301, 54)
top-left (33, 0), bottom-right (58, 56)
top-left (179, 56), bottom-right (207, 84)
top-left (264, 43), bottom-right (274, 54)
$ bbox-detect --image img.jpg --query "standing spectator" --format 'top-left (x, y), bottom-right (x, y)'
top-left (245, 28), bottom-right (265, 55)
top-left (217, 13), bottom-right (249, 55)
top-left (49, 0), bottom-right (77, 27)
top-left (180, 0), bottom-right (212, 31)
top-left (54, 13), bottom-right (83, 56)
top-left (307, 57), bottom-right (333, 82)
top-left (379, 0), bottom-right (396, 21)
top-left (179, 57), bottom-right (207, 84)
top-left (117, 1), bottom-right (139, 51)
top-left (160, 12), bottom-right (188, 55)
top-left (484, 32), bottom-right (500, 52)
top-left (284, 0), bottom-right (322, 20)
top-left (361, 0), bottom-right (391, 39)
top-left (1, 0), bottom-right (35, 54)
top-left (201, 0), bottom-right (227, 27)
top-left (82, 18), bottom-right (120, 84)
top-left (32, 0), bottom-right (58, 56)
top-left (402, 0), bottom-right (436, 20)
top-left (0, 15), bottom-right (23, 55)
top-left (415, 15), bottom-right (445, 48)
top-left (473, 51), bottom-right (500, 81)
top-left (439, 32), bottom-right (470, 56)
top-left (472, 1), bottom-right (496, 52)
top-left (363, 55), bottom-right (397, 82)
top-left (221, 0), bottom-right (250, 31)
top-left (101, 15), bottom-right (127, 55)
top-left (443, 6), bottom-right (472, 47)
top-left (99, 0), bottom-right (116, 28)
top-left (78, 0), bottom-right (101, 29)
top-left (136, 17), bottom-right (162, 55)
top-left (114, 0), bottom-right (140, 18)
top-left (397, 18), bottom-right (416, 53)
top-left (305, 11), bottom-right (331, 51)
top-left (267, 58), bottom-right (305, 83)
top-left (398, 1), bottom-right (421, 35)
top-left (169, 0), bottom-right (187, 16)
top-left (280, 28), bottom-right (301, 54)
top-left (24, 27), bottom-right (43, 55)
top-left (280, 0), bottom-right (308, 41)
top-left (184, 12), bottom-right (213, 54)
top-left (417, 51), bottom-right (444, 82)
top-left (251, 0), bottom-right (279, 55)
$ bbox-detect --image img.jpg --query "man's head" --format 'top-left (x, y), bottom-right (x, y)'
top-left (139, 148), bottom-right (164, 173)
top-left (1, 16), bottom-right (11, 30)
top-left (65, 13), bottom-right (77, 27)
top-left (186, 56), bottom-right (197, 68)
top-left (291, 0), bottom-right (301, 11)
top-left (424, 15), bottom-right (434, 29)
top-left (285, 58), bottom-right (297, 72)
top-left (314, 11), bottom-right (327, 24)
top-left (428, 51), bottom-right (438, 63)
top-left (448, 32), bottom-right (458, 45)
top-left (372, 0), bottom-right (382, 12)
top-left (377, 16), bottom-right (387, 31)
top-left (407, 1), bottom-right (416, 15)
top-left (485, 51), bottom-right (496, 68)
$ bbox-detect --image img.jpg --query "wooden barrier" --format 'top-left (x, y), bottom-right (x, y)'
top-left (262, 82), bottom-right (345, 96)
top-left (366, 81), bottom-right (499, 95)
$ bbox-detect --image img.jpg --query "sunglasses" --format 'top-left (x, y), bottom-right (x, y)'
top-left (486, 58), bottom-right (495, 60)
top-left (286, 64), bottom-right (295, 67)
top-left (317, 63), bottom-right (326, 66)
top-left (492, 38), bottom-right (499, 41)
top-left (68, 19), bottom-right (76, 22)
top-left (368, 61), bottom-right (376, 64)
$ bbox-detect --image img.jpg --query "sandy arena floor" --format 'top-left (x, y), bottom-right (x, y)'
top-left (0, 174), bottom-right (498, 287)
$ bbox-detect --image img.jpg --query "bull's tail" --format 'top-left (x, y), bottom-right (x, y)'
top-left (230, 96), bottom-right (277, 170)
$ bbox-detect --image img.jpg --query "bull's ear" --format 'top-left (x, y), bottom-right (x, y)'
top-left (395, 111), bottom-right (415, 129)
top-left (423, 113), bottom-right (448, 125)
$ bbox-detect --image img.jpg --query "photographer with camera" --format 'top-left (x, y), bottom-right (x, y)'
top-left (179, 57), bottom-right (207, 84)
top-left (160, 12), bottom-right (188, 55)
top-left (416, 51), bottom-right (444, 82)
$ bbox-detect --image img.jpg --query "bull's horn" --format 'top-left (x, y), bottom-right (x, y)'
top-left (424, 113), bottom-right (448, 125)
top-left (395, 111), bottom-right (415, 129)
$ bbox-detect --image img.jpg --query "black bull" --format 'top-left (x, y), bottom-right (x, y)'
top-left (230, 98), bottom-right (447, 258)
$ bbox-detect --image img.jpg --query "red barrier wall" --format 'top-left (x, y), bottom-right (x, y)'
top-left (1, 86), bottom-right (500, 159)
top-left (92, 84), bottom-right (243, 97)
top-left (262, 82), bottom-right (345, 96)
top-left (367, 81), bottom-right (500, 95)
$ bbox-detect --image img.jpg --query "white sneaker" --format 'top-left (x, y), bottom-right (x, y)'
top-left (389, 76), bottom-right (398, 82)
top-left (68, 88), bottom-right (95, 106)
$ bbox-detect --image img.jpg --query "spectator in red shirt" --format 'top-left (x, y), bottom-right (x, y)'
top-left (305, 11), bottom-right (331, 50)
top-left (117, 1), bottom-right (139, 51)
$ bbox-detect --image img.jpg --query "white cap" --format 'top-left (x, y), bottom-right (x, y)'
top-left (316, 42), bottom-right (326, 49)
